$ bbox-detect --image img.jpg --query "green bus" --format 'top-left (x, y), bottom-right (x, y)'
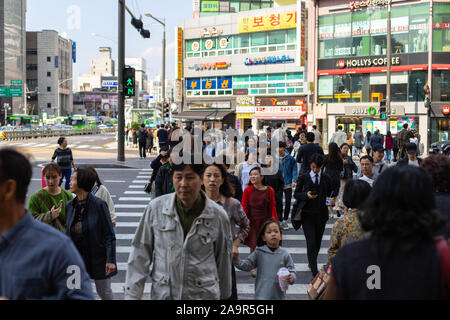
top-left (7, 115), bottom-right (39, 127)
top-left (66, 115), bottom-right (89, 130)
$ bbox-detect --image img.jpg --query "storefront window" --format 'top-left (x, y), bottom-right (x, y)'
top-left (233, 75), bottom-right (249, 83)
top-left (251, 74), bottom-right (267, 82)
top-left (268, 73), bottom-right (285, 81)
top-left (319, 15), bottom-right (334, 58)
top-left (431, 118), bottom-right (450, 143)
top-left (433, 2), bottom-right (450, 52)
top-left (350, 74), bottom-right (370, 102)
top-left (230, 2), bottom-right (240, 13)
top-left (432, 70), bottom-right (450, 102)
top-left (234, 34), bottom-right (249, 48)
top-left (408, 71), bottom-right (427, 102)
top-left (251, 32), bottom-right (267, 47)
top-left (287, 29), bottom-right (296, 43)
top-left (318, 76), bottom-right (333, 103)
top-left (333, 75), bottom-right (352, 103)
top-left (240, 1), bottom-right (250, 11)
top-left (370, 73), bottom-right (386, 102)
top-left (286, 73), bottom-right (302, 81)
top-left (409, 4), bottom-right (429, 53)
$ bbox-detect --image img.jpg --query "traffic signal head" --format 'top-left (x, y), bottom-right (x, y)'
top-left (131, 18), bottom-right (143, 30)
top-left (140, 29), bottom-right (150, 39)
top-left (123, 67), bottom-right (136, 97)
top-left (380, 113), bottom-right (387, 120)
top-left (380, 100), bottom-right (387, 113)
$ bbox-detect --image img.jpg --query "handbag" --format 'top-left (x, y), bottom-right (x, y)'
top-left (436, 236), bottom-right (450, 299)
top-left (307, 263), bottom-right (331, 300)
top-left (144, 181), bottom-right (152, 194)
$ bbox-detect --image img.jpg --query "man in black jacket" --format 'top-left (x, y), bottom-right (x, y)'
top-left (262, 153), bottom-right (284, 221)
top-left (293, 153), bottom-right (332, 277)
top-left (396, 143), bottom-right (423, 167)
top-left (154, 154), bottom-right (173, 198)
top-left (137, 124), bottom-right (149, 159)
top-left (296, 132), bottom-right (324, 175)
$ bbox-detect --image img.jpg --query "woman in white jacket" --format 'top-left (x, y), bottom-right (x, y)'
top-left (87, 167), bottom-right (116, 227)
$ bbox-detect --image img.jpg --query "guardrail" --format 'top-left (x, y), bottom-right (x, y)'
top-left (1, 127), bottom-right (117, 141)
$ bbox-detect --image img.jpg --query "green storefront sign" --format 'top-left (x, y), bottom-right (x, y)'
top-left (10, 80), bottom-right (22, 85)
top-left (201, 1), bottom-right (219, 12)
top-left (0, 87), bottom-right (8, 97)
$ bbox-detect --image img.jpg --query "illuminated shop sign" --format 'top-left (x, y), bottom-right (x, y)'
top-left (245, 55), bottom-right (294, 66)
top-left (338, 56), bottom-right (400, 68)
top-left (239, 11), bottom-right (297, 33)
top-left (349, 0), bottom-right (390, 11)
top-left (256, 97), bottom-right (304, 107)
top-left (192, 62), bottom-right (230, 71)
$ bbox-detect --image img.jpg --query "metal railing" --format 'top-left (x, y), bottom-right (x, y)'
top-left (1, 127), bottom-right (117, 141)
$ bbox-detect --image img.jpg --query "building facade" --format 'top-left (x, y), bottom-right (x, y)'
top-left (26, 30), bottom-right (74, 118)
top-left (308, 0), bottom-right (450, 148)
top-left (193, 0), bottom-right (276, 18)
top-left (0, 0), bottom-right (27, 119)
top-left (178, 3), bottom-right (307, 131)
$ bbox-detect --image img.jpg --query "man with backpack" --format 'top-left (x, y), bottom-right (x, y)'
top-left (137, 124), bottom-right (149, 159)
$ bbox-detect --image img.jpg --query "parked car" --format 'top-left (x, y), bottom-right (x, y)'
top-left (98, 124), bottom-right (108, 129)
top-left (429, 140), bottom-right (450, 156)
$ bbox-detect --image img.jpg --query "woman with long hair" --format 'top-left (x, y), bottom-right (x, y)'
top-left (323, 166), bottom-right (447, 299)
top-left (324, 142), bottom-right (344, 217)
top-left (202, 163), bottom-right (250, 300)
top-left (241, 167), bottom-right (278, 276)
top-left (87, 167), bottom-right (116, 228)
top-left (364, 131), bottom-right (372, 156)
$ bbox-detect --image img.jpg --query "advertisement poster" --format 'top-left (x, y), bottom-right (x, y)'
top-left (396, 117), bottom-right (415, 130)
top-left (349, 123), bottom-right (356, 132)
top-left (390, 121), bottom-right (398, 134)
top-left (373, 121), bottom-right (387, 135)
top-left (365, 121), bottom-right (374, 134)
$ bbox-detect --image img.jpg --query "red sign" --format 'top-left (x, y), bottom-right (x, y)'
top-left (443, 105), bottom-right (450, 115)
top-left (337, 60), bottom-right (346, 68)
top-left (434, 23), bottom-right (450, 29)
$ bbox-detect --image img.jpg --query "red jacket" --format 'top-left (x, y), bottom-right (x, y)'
top-left (241, 185), bottom-right (278, 221)
top-left (385, 136), bottom-right (394, 150)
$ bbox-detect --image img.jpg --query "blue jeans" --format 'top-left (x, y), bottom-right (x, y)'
top-left (59, 168), bottom-right (72, 190)
top-left (385, 149), bottom-right (392, 161)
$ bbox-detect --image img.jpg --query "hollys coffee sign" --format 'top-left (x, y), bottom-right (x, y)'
top-left (337, 56), bottom-right (400, 68)
top-left (349, 0), bottom-right (390, 11)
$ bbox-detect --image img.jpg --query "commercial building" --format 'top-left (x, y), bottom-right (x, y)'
top-left (0, 0), bottom-right (27, 118)
top-left (177, 2), bottom-right (307, 132)
top-left (308, 0), bottom-right (450, 147)
top-left (193, 0), bottom-right (276, 18)
top-left (77, 47), bottom-right (115, 92)
top-left (26, 30), bottom-right (74, 118)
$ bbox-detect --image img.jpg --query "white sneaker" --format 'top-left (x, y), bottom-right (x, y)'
top-left (281, 221), bottom-right (289, 230)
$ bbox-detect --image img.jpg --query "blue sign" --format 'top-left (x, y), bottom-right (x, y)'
top-left (245, 55), bottom-right (295, 66)
top-left (55, 56), bottom-right (59, 68)
top-left (143, 95), bottom-right (154, 99)
top-left (202, 79), bottom-right (216, 90)
top-left (72, 42), bottom-right (77, 63)
top-left (187, 78), bottom-right (200, 90)
top-left (218, 77), bottom-right (232, 89)
top-left (102, 81), bottom-right (119, 87)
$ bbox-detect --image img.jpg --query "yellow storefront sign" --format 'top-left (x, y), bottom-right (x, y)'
top-left (238, 11), bottom-right (297, 33)
top-left (237, 113), bottom-right (254, 119)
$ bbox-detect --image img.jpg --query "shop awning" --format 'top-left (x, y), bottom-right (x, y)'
top-left (173, 110), bottom-right (233, 121)
top-left (251, 112), bottom-right (305, 120)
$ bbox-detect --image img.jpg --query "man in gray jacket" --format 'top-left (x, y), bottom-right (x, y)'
top-left (125, 155), bottom-right (232, 300)
top-left (353, 127), bottom-right (364, 157)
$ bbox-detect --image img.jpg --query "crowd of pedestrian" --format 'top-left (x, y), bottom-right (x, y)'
top-left (1, 120), bottom-right (449, 301)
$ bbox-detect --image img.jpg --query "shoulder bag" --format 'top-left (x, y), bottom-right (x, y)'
top-left (308, 263), bottom-right (331, 300)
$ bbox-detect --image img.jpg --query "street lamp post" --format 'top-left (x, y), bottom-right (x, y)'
top-left (145, 13), bottom-right (166, 123)
top-left (386, 1), bottom-right (392, 136)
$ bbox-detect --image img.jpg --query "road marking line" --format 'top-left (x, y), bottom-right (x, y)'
top-left (124, 191), bottom-right (147, 195)
top-left (128, 185), bottom-right (146, 188)
top-left (119, 197), bottom-right (150, 202)
top-left (115, 212), bottom-right (143, 217)
top-left (132, 180), bottom-right (149, 184)
top-left (76, 145), bottom-right (90, 149)
top-left (104, 180), bottom-right (126, 183)
top-left (136, 176), bottom-right (151, 179)
top-left (115, 204), bottom-right (148, 209)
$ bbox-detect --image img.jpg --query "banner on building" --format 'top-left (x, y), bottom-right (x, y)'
top-left (238, 11), bottom-right (297, 33)
top-left (297, 1), bottom-right (306, 67)
top-left (177, 27), bottom-right (183, 79)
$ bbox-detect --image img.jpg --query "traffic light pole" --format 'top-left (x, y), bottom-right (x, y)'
top-left (118, 0), bottom-right (125, 162)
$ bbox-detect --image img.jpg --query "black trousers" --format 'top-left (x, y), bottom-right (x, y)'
top-left (302, 212), bottom-right (327, 276)
top-left (228, 262), bottom-right (238, 300)
top-left (138, 141), bottom-right (147, 158)
top-left (283, 188), bottom-right (293, 221)
top-left (275, 192), bottom-right (283, 221)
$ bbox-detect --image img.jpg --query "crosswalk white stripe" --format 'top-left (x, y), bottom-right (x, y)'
top-left (116, 204), bottom-right (148, 209)
top-left (124, 191), bottom-right (147, 195)
top-left (76, 145), bottom-right (90, 149)
top-left (119, 197), bottom-right (150, 201)
top-left (140, 169), bottom-right (152, 171)
top-left (128, 185), bottom-right (146, 188)
top-left (136, 176), bottom-right (151, 179)
top-left (115, 222), bottom-right (334, 228)
top-left (115, 245), bottom-right (329, 254)
top-left (114, 233), bottom-right (331, 241)
top-left (108, 283), bottom-right (308, 295)
top-left (92, 146), bottom-right (103, 149)
top-left (115, 212), bottom-right (143, 217)
top-left (105, 180), bottom-right (126, 183)
top-left (34, 143), bottom-right (51, 147)
top-left (132, 180), bottom-right (149, 184)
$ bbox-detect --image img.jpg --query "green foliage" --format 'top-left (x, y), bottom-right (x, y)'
top-left (131, 122), bottom-right (141, 131)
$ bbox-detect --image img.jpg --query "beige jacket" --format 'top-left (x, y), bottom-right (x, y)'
top-left (124, 191), bottom-right (232, 300)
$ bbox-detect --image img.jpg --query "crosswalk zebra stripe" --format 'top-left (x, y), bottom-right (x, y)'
top-left (128, 185), bottom-right (146, 189)
top-left (115, 212), bottom-right (143, 217)
top-left (76, 145), bottom-right (91, 149)
top-left (124, 191), bottom-right (147, 195)
top-left (114, 233), bottom-right (331, 241)
top-left (108, 283), bottom-right (308, 295)
top-left (119, 197), bottom-right (150, 202)
top-left (116, 204), bottom-right (148, 209)
top-left (115, 246), bottom-right (329, 255)
top-left (132, 180), bottom-right (149, 184)
top-left (115, 221), bottom-right (334, 229)
top-left (136, 176), bottom-right (151, 179)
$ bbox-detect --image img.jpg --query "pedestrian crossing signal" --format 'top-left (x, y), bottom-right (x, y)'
top-left (123, 67), bottom-right (136, 97)
top-left (380, 113), bottom-right (387, 120)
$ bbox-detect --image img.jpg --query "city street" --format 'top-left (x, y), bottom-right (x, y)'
top-left (10, 133), bottom-right (336, 300)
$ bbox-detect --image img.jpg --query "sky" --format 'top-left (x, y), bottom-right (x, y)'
top-left (26, 0), bottom-right (193, 89)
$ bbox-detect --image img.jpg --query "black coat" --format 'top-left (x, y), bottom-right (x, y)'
top-left (66, 193), bottom-right (117, 280)
top-left (293, 172), bottom-right (333, 226)
top-left (396, 157), bottom-right (423, 166)
top-left (264, 168), bottom-right (284, 199)
top-left (227, 172), bottom-right (243, 202)
top-left (155, 164), bottom-right (173, 198)
top-left (342, 155), bottom-right (358, 180)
